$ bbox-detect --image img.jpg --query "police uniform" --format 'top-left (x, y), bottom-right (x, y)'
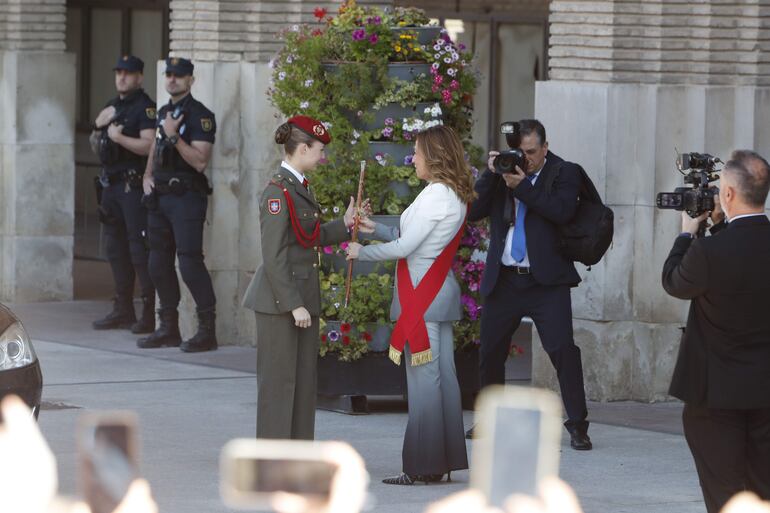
top-left (242, 116), bottom-right (350, 440)
top-left (138, 57), bottom-right (218, 353)
top-left (92, 55), bottom-right (157, 334)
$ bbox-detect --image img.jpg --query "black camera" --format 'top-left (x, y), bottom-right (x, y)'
top-left (493, 122), bottom-right (526, 174)
top-left (656, 152), bottom-right (722, 217)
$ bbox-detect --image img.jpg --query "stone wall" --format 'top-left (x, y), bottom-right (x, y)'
top-left (169, 0), bottom-right (392, 63)
top-left (0, 0), bottom-right (75, 303)
top-left (532, 0), bottom-right (770, 402)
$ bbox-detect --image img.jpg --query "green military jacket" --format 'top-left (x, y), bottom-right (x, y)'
top-left (242, 167), bottom-right (350, 315)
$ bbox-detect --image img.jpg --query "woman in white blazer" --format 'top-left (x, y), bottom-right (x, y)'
top-left (347, 125), bottom-right (475, 485)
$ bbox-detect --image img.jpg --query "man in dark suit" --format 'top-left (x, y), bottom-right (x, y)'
top-left (662, 150), bottom-right (770, 513)
top-left (468, 119), bottom-right (591, 450)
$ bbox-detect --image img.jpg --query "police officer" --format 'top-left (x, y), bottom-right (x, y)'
top-left (242, 115), bottom-right (373, 439)
top-left (91, 55), bottom-right (156, 334)
top-left (138, 57), bottom-right (217, 353)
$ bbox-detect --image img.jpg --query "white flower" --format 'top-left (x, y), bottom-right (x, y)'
top-left (444, 45), bottom-right (453, 53)
top-left (322, 121), bottom-right (332, 130)
top-left (430, 104), bottom-right (442, 117)
top-left (434, 53), bottom-right (441, 60)
top-left (286, 55), bottom-right (294, 64)
top-left (291, 24), bottom-right (300, 32)
top-left (425, 119), bottom-right (443, 128)
top-left (304, 79), bottom-right (314, 87)
top-left (447, 68), bottom-right (457, 77)
top-left (443, 57), bottom-right (452, 64)
top-left (352, 130), bottom-right (361, 139)
top-left (333, 206), bottom-right (341, 214)
top-left (268, 58), bottom-right (276, 69)
top-left (300, 101), bottom-right (309, 109)
top-left (322, 207), bottom-right (329, 214)
top-left (413, 119), bottom-right (425, 129)
top-left (334, 302), bottom-right (341, 309)
top-left (431, 62), bottom-right (440, 70)
top-left (452, 52), bottom-right (459, 60)
top-left (423, 106), bottom-right (431, 114)
top-left (433, 43), bottom-right (442, 51)
top-left (350, 140), bottom-right (357, 145)
top-left (278, 71), bottom-right (286, 80)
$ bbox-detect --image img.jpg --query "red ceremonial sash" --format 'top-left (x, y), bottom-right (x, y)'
top-left (389, 218), bottom-right (467, 366)
top-left (271, 181), bottom-right (320, 248)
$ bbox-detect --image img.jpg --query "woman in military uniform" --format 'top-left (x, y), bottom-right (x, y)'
top-left (242, 115), bottom-right (373, 440)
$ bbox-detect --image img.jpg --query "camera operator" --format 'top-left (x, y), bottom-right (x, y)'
top-left (662, 150), bottom-right (770, 513)
top-left (467, 119), bottom-right (591, 450)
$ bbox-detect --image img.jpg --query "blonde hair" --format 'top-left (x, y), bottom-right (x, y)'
top-left (415, 125), bottom-right (476, 203)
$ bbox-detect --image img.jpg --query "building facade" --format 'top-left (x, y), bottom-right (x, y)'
top-left (2, 0), bottom-right (768, 400)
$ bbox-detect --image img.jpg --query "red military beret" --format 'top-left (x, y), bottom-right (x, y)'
top-left (288, 115), bottom-right (331, 145)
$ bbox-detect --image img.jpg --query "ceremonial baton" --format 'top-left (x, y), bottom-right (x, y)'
top-left (344, 160), bottom-right (367, 308)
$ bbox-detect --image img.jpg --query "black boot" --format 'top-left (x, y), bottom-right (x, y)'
top-left (180, 310), bottom-right (218, 353)
top-left (130, 295), bottom-right (156, 334)
top-left (93, 296), bottom-right (136, 330)
top-left (136, 308), bottom-right (182, 348)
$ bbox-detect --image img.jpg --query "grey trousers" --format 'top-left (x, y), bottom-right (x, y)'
top-left (402, 321), bottom-right (469, 476)
top-left (255, 312), bottom-right (319, 440)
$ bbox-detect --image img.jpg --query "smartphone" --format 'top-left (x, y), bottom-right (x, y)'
top-left (77, 411), bottom-right (139, 513)
top-left (220, 439), bottom-right (341, 511)
top-left (470, 386), bottom-right (563, 508)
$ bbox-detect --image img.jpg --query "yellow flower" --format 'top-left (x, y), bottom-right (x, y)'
top-left (394, 45), bottom-right (402, 52)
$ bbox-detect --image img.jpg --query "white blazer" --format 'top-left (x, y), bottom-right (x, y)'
top-left (358, 182), bottom-right (466, 322)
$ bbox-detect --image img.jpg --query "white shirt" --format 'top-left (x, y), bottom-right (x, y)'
top-left (281, 160), bottom-right (307, 186)
top-left (501, 163), bottom-right (545, 267)
top-left (728, 213), bottom-right (768, 223)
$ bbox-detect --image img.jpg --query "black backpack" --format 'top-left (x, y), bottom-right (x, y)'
top-left (543, 162), bottom-right (614, 267)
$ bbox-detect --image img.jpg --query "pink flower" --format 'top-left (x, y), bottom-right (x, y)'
top-left (323, 246), bottom-right (334, 254)
top-left (369, 33), bottom-right (379, 44)
top-left (340, 241), bottom-right (349, 250)
top-left (450, 79), bottom-right (460, 91)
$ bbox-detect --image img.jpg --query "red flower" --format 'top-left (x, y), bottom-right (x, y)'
top-left (362, 332), bottom-right (372, 342)
top-left (341, 323), bottom-right (351, 333)
top-left (342, 336), bottom-right (351, 346)
top-left (314, 7), bottom-right (327, 20)
top-left (312, 29), bottom-right (323, 36)
top-left (321, 334), bottom-right (327, 343)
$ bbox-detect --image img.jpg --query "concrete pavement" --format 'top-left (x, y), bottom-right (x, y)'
top-left (9, 300), bottom-right (705, 513)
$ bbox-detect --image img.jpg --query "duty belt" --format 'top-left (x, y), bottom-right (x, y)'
top-left (154, 175), bottom-right (212, 196)
top-left (102, 169), bottom-right (142, 188)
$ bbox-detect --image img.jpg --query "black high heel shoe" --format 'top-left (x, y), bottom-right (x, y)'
top-left (382, 473), bottom-right (416, 485)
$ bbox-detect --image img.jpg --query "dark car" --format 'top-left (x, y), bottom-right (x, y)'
top-left (0, 303), bottom-right (43, 418)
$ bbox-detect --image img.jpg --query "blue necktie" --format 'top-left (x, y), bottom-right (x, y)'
top-left (510, 177), bottom-right (534, 262)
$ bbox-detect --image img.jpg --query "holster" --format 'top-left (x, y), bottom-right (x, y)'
top-left (141, 190), bottom-right (159, 211)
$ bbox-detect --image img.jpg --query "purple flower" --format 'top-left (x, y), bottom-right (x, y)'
top-left (404, 154), bottom-right (414, 166)
top-left (327, 330), bottom-right (340, 342)
top-left (352, 29), bottom-right (366, 41)
top-left (369, 33), bottom-right (379, 44)
top-left (458, 43), bottom-right (466, 51)
top-left (367, 15), bottom-right (382, 25)
top-left (382, 127), bottom-right (394, 138)
top-left (384, 117), bottom-right (394, 126)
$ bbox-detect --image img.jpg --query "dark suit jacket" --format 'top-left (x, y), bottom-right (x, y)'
top-left (469, 151), bottom-right (581, 297)
top-left (662, 215), bottom-right (770, 409)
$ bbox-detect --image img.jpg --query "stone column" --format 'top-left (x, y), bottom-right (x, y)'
top-left (532, 0), bottom-right (770, 401)
top-left (0, 0), bottom-right (76, 302)
top-left (163, 0), bottom-right (392, 345)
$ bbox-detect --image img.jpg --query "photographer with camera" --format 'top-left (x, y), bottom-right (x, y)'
top-left (662, 150), bottom-right (770, 513)
top-left (466, 119), bottom-right (591, 450)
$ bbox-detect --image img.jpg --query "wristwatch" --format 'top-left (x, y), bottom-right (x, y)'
top-left (168, 134), bottom-right (180, 145)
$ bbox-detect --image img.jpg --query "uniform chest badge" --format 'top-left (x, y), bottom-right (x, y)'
top-left (146, 107), bottom-right (157, 120)
top-left (201, 118), bottom-right (213, 132)
top-left (268, 199), bottom-right (281, 215)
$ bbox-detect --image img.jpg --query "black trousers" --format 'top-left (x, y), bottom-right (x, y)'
top-left (683, 404), bottom-right (770, 513)
top-left (100, 181), bottom-right (153, 298)
top-left (479, 267), bottom-right (588, 430)
top-left (147, 190), bottom-right (216, 313)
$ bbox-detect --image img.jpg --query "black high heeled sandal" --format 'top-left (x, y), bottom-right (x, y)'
top-left (382, 473), bottom-right (416, 485)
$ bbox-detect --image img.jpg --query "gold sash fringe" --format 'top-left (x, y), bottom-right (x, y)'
top-left (389, 345), bottom-right (402, 365)
top-left (410, 348), bottom-right (433, 367)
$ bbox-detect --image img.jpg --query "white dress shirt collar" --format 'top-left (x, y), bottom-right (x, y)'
top-left (281, 160), bottom-right (306, 185)
top-left (728, 212), bottom-right (767, 223)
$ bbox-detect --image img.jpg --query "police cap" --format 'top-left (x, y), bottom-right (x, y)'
top-left (165, 57), bottom-right (194, 76)
top-left (114, 55), bottom-right (144, 73)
